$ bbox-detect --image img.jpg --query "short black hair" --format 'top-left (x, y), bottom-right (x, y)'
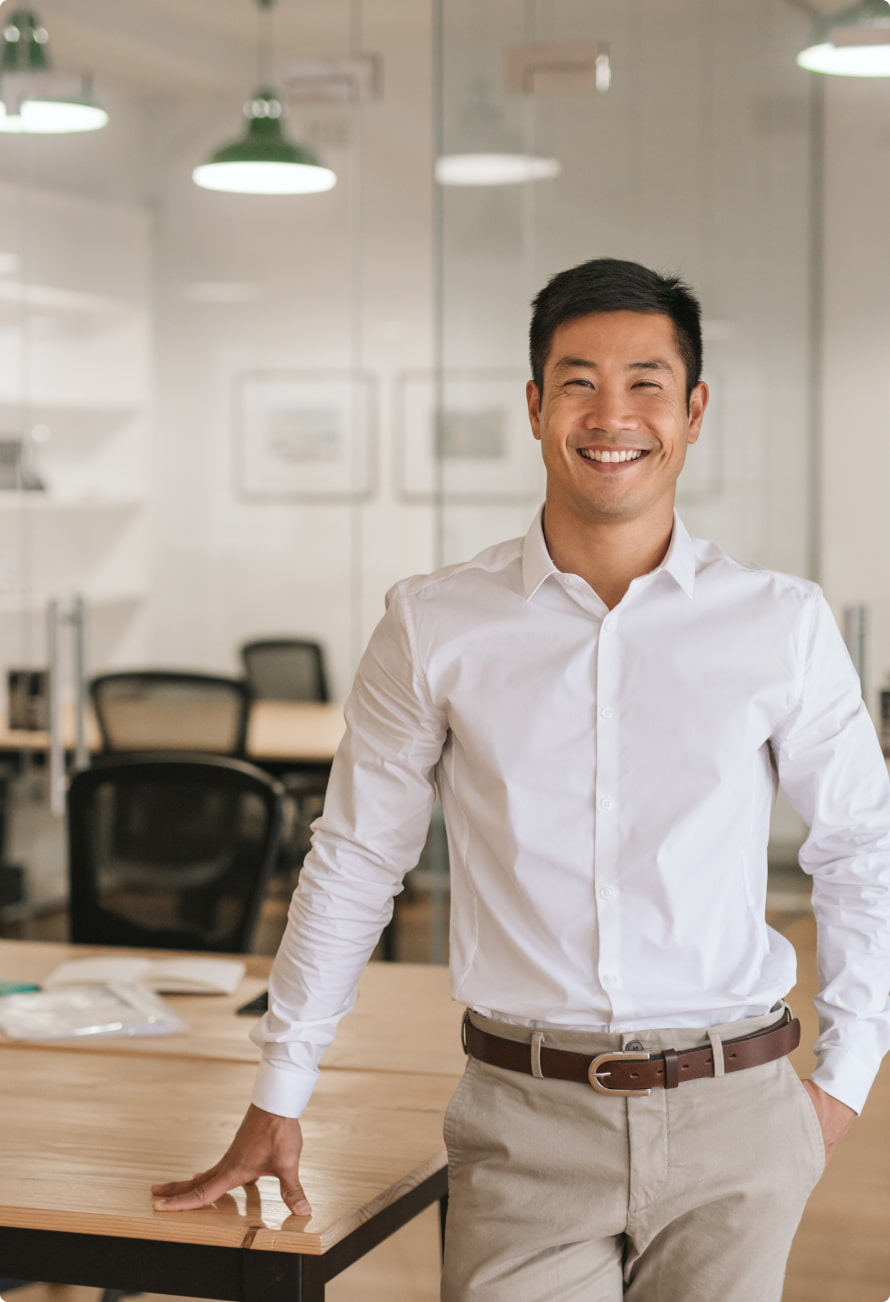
top-left (529, 257), bottom-right (703, 404)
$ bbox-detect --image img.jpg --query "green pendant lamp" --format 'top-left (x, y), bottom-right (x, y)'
top-left (0, 9), bottom-right (108, 133)
top-left (797, 0), bottom-right (890, 76)
top-left (193, 0), bottom-right (336, 195)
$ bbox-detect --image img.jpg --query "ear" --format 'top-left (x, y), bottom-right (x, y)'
top-left (686, 381), bottom-right (708, 446)
top-left (526, 380), bottom-right (542, 441)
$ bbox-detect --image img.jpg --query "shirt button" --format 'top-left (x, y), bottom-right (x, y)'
top-left (600, 797), bottom-right (614, 811)
top-left (603, 973), bottom-right (618, 986)
top-left (600, 707), bottom-right (613, 720)
top-left (602, 620), bottom-right (614, 633)
top-left (599, 887), bottom-right (614, 900)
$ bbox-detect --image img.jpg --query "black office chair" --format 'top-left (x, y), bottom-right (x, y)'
top-left (239, 638), bottom-right (330, 703)
top-left (238, 639), bottom-right (332, 888)
top-left (90, 671), bottom-right (251, 757)
top-left (67, 752), bottom-right (284, 953)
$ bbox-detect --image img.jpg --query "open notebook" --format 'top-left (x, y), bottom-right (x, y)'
top-left (43, 955), bottom-right (246, 995)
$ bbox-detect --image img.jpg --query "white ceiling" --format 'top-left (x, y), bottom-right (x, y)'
top-left (27, 0), bottom-right (842, 100)
top-left (34, 0), bottom-right (365, 98)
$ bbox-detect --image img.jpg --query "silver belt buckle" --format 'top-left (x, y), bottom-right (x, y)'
top-left (588, 1050), bottom-right (651, 1097)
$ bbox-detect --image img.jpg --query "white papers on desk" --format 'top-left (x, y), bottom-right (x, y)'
top-left (0, 984), bottom-right (187, 1040)
top-left (43, 956), bottom-right (246, 995)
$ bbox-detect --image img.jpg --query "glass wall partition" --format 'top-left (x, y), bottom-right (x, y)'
top-left (434, 0), bottom-right (818, 573)
top-left (0, 0), bottom-right (438, 936)
top-left (433, 0), bottom-right (820, 865)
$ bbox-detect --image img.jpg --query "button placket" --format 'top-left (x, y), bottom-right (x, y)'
top-left (594, 614), bottom-right (622, 1003)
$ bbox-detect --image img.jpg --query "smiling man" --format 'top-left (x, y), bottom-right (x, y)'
top-left (153, 258), bottom-right (890, 1302)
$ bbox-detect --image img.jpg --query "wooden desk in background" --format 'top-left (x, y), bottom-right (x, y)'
top-left (0, 939), bottom-right (464, 1301)
top-left (0, 940), bottom-right (466, 1074)
top-left (0, 700), bottom-right (346, 769)
top-left (0, 1048), bottom-right (454, 1302)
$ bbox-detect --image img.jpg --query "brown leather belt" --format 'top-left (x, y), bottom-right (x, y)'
top-left (463, 1009), bottom-right (800, 1097)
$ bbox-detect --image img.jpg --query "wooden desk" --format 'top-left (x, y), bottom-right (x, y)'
top-left (0, 1047), bottom-right (455, 1301)
top-left (0, 699), bottom-right (346, 767)
top-left (0, 940), bottom-right (466, 1073)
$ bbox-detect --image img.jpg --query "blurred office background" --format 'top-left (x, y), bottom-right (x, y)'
top-left (0, 0), bottom-right (887, 918)
top-left (2, 7), bottom-right (890, 1300)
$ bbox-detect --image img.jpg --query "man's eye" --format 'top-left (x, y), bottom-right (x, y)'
top-left (566, 379), bottom-right (593, 389)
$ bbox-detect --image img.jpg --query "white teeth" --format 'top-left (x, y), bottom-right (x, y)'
top-left (580, 448), bottom-right (644, 463)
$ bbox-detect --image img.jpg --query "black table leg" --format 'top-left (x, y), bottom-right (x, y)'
top-left (243, 1249), bottom-right (326, 1302)
top-left (439, 1191), bottom-right (449, 1260)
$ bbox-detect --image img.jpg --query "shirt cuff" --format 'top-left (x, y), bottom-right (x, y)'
top-left (250, 1059), bottom-right (319, 1119)
top-left (810, 1046), bottom-right (873, 1115)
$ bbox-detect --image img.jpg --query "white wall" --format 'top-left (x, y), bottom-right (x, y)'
top-left (820, 74), bottom-right (890, 723)
top-left (0, 0), bottom-right (887, 726)
top-left (148, 1), bottom-right (436, 700)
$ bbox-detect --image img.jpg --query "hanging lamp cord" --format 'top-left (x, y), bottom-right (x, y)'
top-left (255, 0), bottom-right (275, 91)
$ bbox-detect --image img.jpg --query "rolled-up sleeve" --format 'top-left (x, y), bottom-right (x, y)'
top-left (250, 583), bottom-right (448, 1117)
top-left (772, 588), bottom-right (890, 1114)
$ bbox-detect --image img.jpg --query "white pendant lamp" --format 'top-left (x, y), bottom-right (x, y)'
top-left (435, 152), bottom-right (560, 187)
top-left (193, 0), bottom-right (336, 196)
top-left (436, 80), bottom-right (560, 188)
top-left (0, 8), bottom-right (107, 133)
top-left (797, 0), bottom-right (890, 77)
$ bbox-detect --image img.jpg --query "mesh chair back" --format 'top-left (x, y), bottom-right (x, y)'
top-left (240, 639), bottom-right (330, 703)
top-left (90, 672), bottom-right (251, 756)
top-left (67, 753), bottom-right (284, 952)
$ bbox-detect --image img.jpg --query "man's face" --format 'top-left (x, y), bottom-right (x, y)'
top-left (527, 311), bottom-right (708, 530)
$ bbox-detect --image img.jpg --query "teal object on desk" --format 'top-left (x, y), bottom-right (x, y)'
top-left (0, 980), bottom-right (40, 995)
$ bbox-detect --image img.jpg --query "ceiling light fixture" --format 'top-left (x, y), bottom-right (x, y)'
top-left (436, 45), bottom-right (609, 188)
top-left (435, 152), bottom-right (560, 187)
top-left (0, 8), bottom-right (107, 133)
top-left (797, 0), bottom-right (890, 76)
top-left (193, 0), bottom-right (336, 196)
top-left (435, 81), bottom-right (560, 188)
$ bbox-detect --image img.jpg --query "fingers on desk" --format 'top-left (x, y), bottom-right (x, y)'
top-left (151, 1104), bottom-right (312, 1216)
top-left (152, 1163), bottom-right (232, 1211)
top-left (279, 1177), bottom-right (311, 1217)
top-left (152, 1166), bottom-right (312, 1217)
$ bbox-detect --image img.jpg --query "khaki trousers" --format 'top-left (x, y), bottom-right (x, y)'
top-left (441, 1007), bottom-right (825, 1302)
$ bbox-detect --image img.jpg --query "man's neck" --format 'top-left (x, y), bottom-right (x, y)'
top-left (541, 504), bottom-right (675, 610)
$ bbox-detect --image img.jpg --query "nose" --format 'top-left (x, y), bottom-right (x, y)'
top-left (584, 387), bottom-right (639, 433)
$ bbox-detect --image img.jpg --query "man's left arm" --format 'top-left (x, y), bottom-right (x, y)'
top-left (772, 587), bottom-right (890, 1141)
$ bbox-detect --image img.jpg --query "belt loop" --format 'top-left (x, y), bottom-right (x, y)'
top-left (708, 1027), bottom-right (726, 1078)
top-left (662, 1047), bottom-right (680, 1089)
top-left (530, 1031), bottom-right (545, 1079)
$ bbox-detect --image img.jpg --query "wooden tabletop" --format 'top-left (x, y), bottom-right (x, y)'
top-left (0, 699), bottom-right (346, 765)
top-left (0, 939), bottom-right (467, 1075)
top-left (0, 1046), bottom-right (454, 1256)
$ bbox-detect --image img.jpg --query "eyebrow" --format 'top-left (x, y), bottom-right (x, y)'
top-left (552, 356), bottom-right (675, 376)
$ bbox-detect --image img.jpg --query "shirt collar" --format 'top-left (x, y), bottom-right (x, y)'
top-left (521, 507), bottom-right (697, 601)
top-left (659, 513), bottom-right (696, 597)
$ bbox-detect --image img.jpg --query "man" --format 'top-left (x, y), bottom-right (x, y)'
top-left (153, 259), bottom-right (890, 1301)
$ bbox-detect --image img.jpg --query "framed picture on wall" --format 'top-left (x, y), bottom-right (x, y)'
top-left (233, 370), bottom-right (377, 502)
top-left (393, 369), bottom-right (544, 503)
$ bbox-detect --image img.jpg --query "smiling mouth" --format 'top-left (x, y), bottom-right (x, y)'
top-left (578, 448), bottom-right (648, 464)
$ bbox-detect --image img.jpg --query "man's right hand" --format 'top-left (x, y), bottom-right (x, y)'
top-left (151, 1102), bottom-right (310, 1216)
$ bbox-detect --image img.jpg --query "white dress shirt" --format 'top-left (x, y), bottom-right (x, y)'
top-left (251, 511), bottom-right (890, 1117)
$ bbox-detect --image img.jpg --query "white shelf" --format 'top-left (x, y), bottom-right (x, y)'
top-left (0, 588), bottom-right (145, 616)
top-left (0, 183), bottom-right (151, 671)
top-left (0, 401), bottom-right (139, 435)
top-left (0, 494), bottom-right (145, 511)
top-left (0, 279), bottom-right (132, 329)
